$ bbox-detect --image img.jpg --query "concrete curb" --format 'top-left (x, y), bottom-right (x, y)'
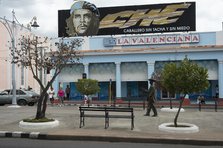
top-left (45, 134), bottom-right (223, 146)
top-left (0, 131), bottom-right (47, 139)
top-left (158, 122), bottom-right (199, 133)
top-left (1, 130), bottom-right (223, 146)
top-left (160, 107), bottom-right (185, 112)
top-left (19, 120), bottom-right (59, 129)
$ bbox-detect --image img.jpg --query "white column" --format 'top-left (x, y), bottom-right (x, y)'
top-left (84, 63), bottom-right (89, 78)
top-left (52, 69), bottom-right (59, 94)
top-left (218, 60), bottom-right (223, 98)
top-left (115, 62), bottom-right (121, 99)
top-left (147, 61), bottom-right (155, 88)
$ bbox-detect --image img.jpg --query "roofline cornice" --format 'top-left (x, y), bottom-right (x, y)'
top-left (79, 45), bottom-right (223, 56)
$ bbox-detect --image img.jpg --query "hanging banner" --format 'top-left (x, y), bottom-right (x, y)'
top-left (58, 1), bottom-right (196, 37)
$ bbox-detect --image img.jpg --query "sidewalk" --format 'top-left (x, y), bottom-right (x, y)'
top-left (0, 104), bottom-right (223, 146)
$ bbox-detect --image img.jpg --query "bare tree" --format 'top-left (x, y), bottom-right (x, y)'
top-left (15, 35), bottom-right (83, 119)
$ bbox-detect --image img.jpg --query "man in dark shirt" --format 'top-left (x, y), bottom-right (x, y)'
top-left (144, 78), bottom-right (158, 117)
top-left (65, 85), bottom-right (70, 100)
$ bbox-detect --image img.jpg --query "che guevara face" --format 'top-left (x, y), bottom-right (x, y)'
top-left (72, 9), bottom-right (93, 35)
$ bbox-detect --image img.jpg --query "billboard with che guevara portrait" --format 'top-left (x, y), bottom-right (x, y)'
top-left (58, 1), bottom-right (195, 37)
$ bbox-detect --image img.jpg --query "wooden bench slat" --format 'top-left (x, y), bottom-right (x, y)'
top-left (83, 115), bottom-right (106, 118)
top-left (108, 115), bottom-right (132, 118)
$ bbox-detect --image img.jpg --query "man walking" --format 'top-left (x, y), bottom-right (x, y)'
top-left (65, 85), bottom-right (70, 100)
top-left (144, 78), bottom-right (158, 117)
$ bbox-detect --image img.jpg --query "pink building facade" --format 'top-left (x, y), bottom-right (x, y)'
top-left (0, 21), bottom-right (49, 94)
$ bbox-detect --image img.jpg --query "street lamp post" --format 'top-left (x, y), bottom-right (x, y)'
top-left (109, 79), bottom-right (112, 104)
top-left (11, 11), bottom-right (16, 106)
top-left (0, 10), bottom-right (39, 107)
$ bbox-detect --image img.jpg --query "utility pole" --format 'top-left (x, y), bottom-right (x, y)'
top-left (11, 10), bottom-right (17, 106)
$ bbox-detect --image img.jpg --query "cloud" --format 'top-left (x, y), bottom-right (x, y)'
top-left (33, 1), bottom-right (72, 37)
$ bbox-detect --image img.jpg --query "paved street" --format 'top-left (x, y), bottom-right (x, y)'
top-left (0, 104), bottom-right (223, 146)
top-left (0, 138), bottom-right (222, 148)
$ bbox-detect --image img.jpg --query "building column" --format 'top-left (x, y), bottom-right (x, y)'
top-left (115, 62), bottom-right (121, 99)
top-left (218, 60), bottom-right (223, 98)
top-left (147, 61), bottom-right (155, 88)
top-left (84, 63), bottom-right (89, 79)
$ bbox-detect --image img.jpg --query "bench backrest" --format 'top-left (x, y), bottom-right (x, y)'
top-left (79, 106), bottom-right (106, 111)
top-left (79, 106), bottom-right (133, 112)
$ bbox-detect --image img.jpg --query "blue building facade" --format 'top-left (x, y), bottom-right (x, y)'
top-left (52, 31), bottom-right (223, 102)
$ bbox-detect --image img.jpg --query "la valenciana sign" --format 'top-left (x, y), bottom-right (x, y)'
top-left (103, 34), bottom-right (199, 47)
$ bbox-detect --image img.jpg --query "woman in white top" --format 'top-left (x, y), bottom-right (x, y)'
top-left (48, 86), bottom-right (55, 105)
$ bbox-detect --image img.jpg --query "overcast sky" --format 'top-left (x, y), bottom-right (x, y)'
top-left (0, 0), bottom-right (223, 38)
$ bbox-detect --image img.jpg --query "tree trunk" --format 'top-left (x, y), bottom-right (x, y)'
top-left (174, 97), bottom-right (185, 127)
top-left (35, 95), bottom-right (44, 119)
top-left (35, 92), bottom-right (48, 119)
top-left (41, 94), bottom-right (48, 117)
top-left (35, 111), bottom-right (44, 119)
top-left (34, 70), bottom-right (59, 120)
top-left (36, 91), bottom-right (48, 119)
